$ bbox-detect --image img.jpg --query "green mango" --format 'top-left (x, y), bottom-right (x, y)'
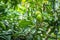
top-left (35, 11), bottom-right (42, 22)
top-left (36, 14), bottom-right (42, 22)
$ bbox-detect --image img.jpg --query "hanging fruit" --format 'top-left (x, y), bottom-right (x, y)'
top-left (35, 11), bottom-right (42, 22)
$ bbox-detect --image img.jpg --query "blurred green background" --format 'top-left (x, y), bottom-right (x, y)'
top-left (0, 0), bottom-right (60, 40)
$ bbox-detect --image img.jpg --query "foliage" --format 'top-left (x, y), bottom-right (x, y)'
top-left (0, 0), bottom-right (60, 40)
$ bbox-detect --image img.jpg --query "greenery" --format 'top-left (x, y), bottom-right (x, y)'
top-left (0, 0), bottom-right (60, 40)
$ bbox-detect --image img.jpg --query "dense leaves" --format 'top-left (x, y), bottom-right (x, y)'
top-left (0, 0), bottom-right (60, 40)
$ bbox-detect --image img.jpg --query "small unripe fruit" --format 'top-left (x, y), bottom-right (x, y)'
top-left (35, 11), bottom-right (42, 22)
top-left (36, 14), bottom-right (42, 22)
